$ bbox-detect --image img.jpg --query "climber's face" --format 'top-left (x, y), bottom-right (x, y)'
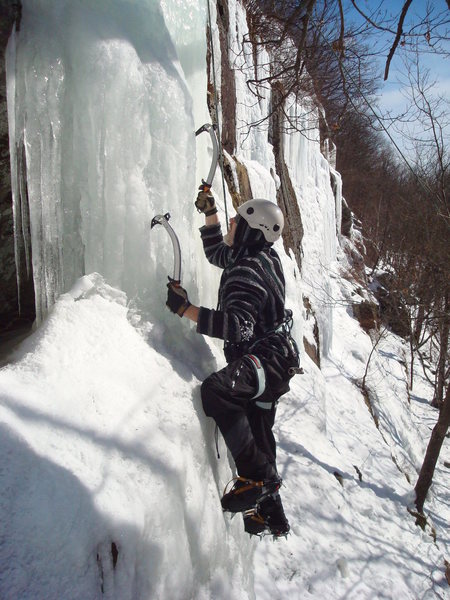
top-left (223, 215), bottom-right (239, 247)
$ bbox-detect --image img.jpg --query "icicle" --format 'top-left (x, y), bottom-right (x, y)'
top-left (6, 25), bottom-right (30, 318)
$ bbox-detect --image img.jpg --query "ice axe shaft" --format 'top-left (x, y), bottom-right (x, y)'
top-left (195, 123), bottom-right (219, 191)
top-left (150, 213), bottom-right (182, 283)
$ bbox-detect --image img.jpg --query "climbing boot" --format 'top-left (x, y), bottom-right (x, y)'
top-left (221, 476), bottom-right (281, 513)
top-left (243, 492), bottom-right (290, 538)
top-left (258, 492), bottom-right (290, 537)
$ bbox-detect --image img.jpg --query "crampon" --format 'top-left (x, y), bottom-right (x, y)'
top-left (221, 476), bottom-right (282, 513)
top-left (243, 492), bottom-right (290, 539)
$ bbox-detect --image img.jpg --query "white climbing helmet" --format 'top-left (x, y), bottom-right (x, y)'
top-left (237, 199), bottom-right (284, 243)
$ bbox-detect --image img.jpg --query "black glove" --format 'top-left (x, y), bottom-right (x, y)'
top-left (166, 280), bottom-right (191, 317)
top-left (195, 188), bottom-right (217, 216)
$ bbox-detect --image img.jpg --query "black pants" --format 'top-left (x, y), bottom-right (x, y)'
top-left (201, 351), bottom-right (290, 480)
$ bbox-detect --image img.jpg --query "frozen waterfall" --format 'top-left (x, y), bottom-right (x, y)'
top-left (7, 0), bottom-right (213, 324)
top-left (7, 0), bottom-right (340, 362)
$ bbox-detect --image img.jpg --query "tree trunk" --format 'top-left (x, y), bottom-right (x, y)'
top-left (415, 383), bottom-right (450, 513)
top-left (409, 330), bottom-right (414, 391)
top-left (432, 292), bottom-right (449, 408)
top-left (413, 303), bottom-right (425, 346)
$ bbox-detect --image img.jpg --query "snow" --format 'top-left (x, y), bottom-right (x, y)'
top-left (251, 258), bottom-right (449, 599)
top-left (2, 0), bottom-right (449, 599)
top-left (2, 270), bottom-right (448, 599)
top-left (0, 274), bottom-right (253, 599)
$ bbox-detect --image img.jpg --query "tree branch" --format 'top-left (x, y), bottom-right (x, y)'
top-left (384, 0), bottom-right (414, 80)
top-left (349, 0), bottom-right (397, 34)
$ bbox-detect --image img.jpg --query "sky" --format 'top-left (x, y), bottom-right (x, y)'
top-left (344, 0), bottom-right (450, 158)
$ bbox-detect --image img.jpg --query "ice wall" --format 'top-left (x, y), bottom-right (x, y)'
top-left (7, 0), bottom-right (341, 355)
top-left (7, 0), bottom-right (215, 324)
top-left (3, 0), bottom-right (343, 596)
top-left (282, 100), bottom-right (338, 357)
top-left (221, 0), bottom-right (339, 357)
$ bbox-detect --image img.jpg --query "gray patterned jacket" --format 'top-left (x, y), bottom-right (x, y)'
top-left (197, 223), bottom-right (286, 363)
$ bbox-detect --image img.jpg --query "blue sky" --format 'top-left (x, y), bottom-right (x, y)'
top-left (343, 0), bottom-right (449, 156)
top-left (343, 0), bottom-right (449, 95)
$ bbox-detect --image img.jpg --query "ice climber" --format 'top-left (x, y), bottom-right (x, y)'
top-left (166, 189), bottom-right (300, 538)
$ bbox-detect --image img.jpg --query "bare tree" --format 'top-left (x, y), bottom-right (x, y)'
top-left (348, 0), bottom-right (450, 80)
top-left (414, 382), bottom-right (450, 514)
top-left (402, 53), bottom-right (449, 405)
top-left (240, 0), bottom-right (449, 134)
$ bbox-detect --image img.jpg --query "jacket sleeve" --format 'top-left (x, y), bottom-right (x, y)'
top-left (196, 259), bottom-right (268, 343)
top-left (199, 223), bottom-right (232, 269)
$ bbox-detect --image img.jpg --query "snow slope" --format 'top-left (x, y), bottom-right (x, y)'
top-left (1, 269), bottom-right (448, 600)
top-left (1, 0), bottom-right (449, 599)
top-left (0, 274), bottom-right (254, 599)
top-left (254, 265), bottom-right (450, 599)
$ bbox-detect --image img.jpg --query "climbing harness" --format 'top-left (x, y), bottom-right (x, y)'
top-left (150, 213), bottom-right (182, 283)
top-left (247, 309), bottom-right (302, 376)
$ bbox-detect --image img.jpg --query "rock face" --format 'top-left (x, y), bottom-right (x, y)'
top-left (352, 300), bottom-right (379, 333)
top-left (0, 0), bottom-right (35, 332)
top-left (341, 196), bottom-right (353, 238)
top-left (270, 84), bottom-right (304, 271)
top-left (0, 199), bottom-right (16, 325)
top-left (214, 0), bottom-right (236, 156)
top-left (303, 296), bottom-right (321, 367)
top-left (209, 2), bottom-right (304, 273)
top-left (372, 273), bottom-right (410, 339)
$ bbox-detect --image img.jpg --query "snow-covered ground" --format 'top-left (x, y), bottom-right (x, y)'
top-left (0, 274), bottom-right (255, 599)
top-left (1, 266), bottom-right (448, 599)
top-left (254, 263), bottom-right (450, 599)
top-left (1, 0), bottom-right (449, 598)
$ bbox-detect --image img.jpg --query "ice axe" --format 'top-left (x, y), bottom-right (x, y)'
top-left (150, 213), bottom-right (182, 284)
top-left (151, 124), bottom-right (219, 283)
top-left (195, 123), bottom-right (219, 193)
